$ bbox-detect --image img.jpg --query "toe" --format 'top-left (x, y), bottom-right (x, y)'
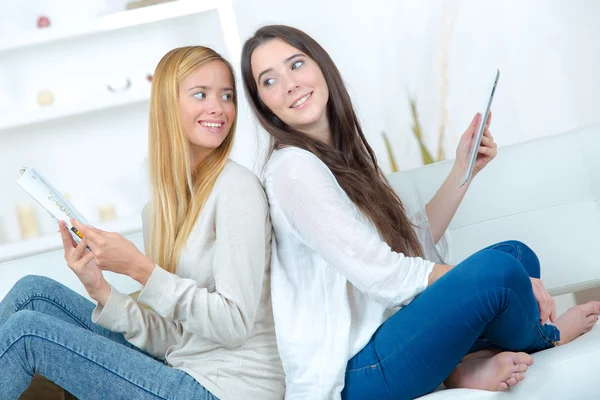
top-left (514, 352), bottom-right (534, 366)
top-left (582, 301), bottom-right (600, 316)
top-left (515, 363), bottom-right (529, 373)
top-left (506, 377), bottom-right (518, 387)
top-left (512, 372), bottom-right (525, 382)
top-left (498, 382), bottom-right (509, 392)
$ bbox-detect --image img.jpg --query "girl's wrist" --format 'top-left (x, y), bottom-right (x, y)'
top-left (131, 255), bottom-right (155, 286)
top-left (91, 282), bottom-right (111, 306)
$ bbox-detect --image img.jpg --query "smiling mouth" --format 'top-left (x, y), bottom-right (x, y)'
top-left (290, 92), bottom-right (312, 108)
top-left (199, 121), bottom-right (224, 128)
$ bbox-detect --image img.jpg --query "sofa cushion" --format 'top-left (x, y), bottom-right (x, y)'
top-left (416, 324), bottom-right (600, 400)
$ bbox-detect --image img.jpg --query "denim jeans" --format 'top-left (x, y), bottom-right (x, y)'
top-left (342, 240), bottom-right (559, 400)
top-left (0, 275), bottom-right (218, 400)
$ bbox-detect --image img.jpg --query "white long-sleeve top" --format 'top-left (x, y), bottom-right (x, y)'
top-left (263, 148), bottom-right (451, 399)
top-left (91, 161), bottom-right (285, 400)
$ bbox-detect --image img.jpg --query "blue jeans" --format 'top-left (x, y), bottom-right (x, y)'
top-left (0, 275), bottom-right (218, 400)
top-left (342, 240), bottom-right (559, 400)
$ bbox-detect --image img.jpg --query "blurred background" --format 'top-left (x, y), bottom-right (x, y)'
top-left (1, 0), bottom-right (599, 264)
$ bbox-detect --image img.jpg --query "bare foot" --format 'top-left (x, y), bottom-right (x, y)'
top-left (461, 349), bottom-right (501, 362)
top-left (554, 301), bottom-right (600, 345)
top-left (445, 352), bottom-right (533, 391)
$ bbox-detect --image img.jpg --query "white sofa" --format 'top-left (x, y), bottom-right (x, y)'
top-left (1, 125), bottom-right (599, 399)
top-left (388, 124), bottom-right (600, 399)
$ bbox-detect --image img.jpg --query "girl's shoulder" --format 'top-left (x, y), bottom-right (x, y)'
top-left (220, 160), bottom-right (261, 185)
top-left (268, 146), bottom-right (317, 163)
top-left (265, 147), bottom-right (327, 178)
top-left (216, 160), bottom-right (266, 202)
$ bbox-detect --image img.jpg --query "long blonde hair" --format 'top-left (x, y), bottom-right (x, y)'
top-left (147, 46), bottom-right (237, 273)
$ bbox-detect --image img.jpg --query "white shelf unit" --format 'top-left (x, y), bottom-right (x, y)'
top-left (0, 87), bottom-right (152, 132)
top-left (0, 0), bottom-right (219, 55)
top-left (0, 0), bottom-right (241, 133)
top-left (0, 0), bottom-right (243, 263)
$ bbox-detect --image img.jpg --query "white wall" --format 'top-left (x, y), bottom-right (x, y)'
top-left (380, 0), bottom-right (600, 171)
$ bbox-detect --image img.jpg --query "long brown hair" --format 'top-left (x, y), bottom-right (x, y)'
top-left (241, 25), bottom-right (423, 257)
top-left (148, 46), bottom-right (237, 273)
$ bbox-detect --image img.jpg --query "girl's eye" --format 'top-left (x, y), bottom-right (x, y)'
top-left (264, 78), bottom-right (276, 86)
top-left (194, 92), bottom-right (205, 99)
top-left (292, 60), bottom-right (303, 70)
top-left (221, 93), bottom-right (233, 101)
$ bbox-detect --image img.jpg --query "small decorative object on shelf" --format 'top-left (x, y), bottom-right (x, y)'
top-left (98, 204), bottom-right (117, 222)
top-left (16, 204), bottom-right (40, 239)
top-left (146, 74), bottom-right (153, 83)
top-left (37, 90), bottom-right (54, 107)
top-left (107, 78), bottom-right (132, 93)
top-left (37, 16), bottom-right (51, 29)
top-left (126, 0), bottom-right (175, 10)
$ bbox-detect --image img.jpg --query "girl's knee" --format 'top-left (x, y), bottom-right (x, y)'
top-left (491, 240), bottom-right (541, 279)
top-left (8, 275), bottom-right (61, 304)
top-left (468, 249), bottom-right (531, 289)
top-left (506, 240), bottom-right (540, 279)
top-left (13, 275), bottom-right (59, 293)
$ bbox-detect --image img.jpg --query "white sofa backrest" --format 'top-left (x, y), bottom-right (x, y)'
top-left (388, 125), bottom-right (600, 296)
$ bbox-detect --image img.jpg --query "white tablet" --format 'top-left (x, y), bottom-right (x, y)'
top-left (461, 69), bottom-right (500, 187)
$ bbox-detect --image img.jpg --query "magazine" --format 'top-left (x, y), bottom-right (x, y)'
top-left (17, 167), bottom-right (90, 245)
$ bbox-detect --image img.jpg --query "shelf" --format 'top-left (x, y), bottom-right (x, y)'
top-left (0, 87), bottom-right (151, 132)
top-left (0, 0), bottom-right (219, 55)
top-left (0, 216), bottom-right (142, 264)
